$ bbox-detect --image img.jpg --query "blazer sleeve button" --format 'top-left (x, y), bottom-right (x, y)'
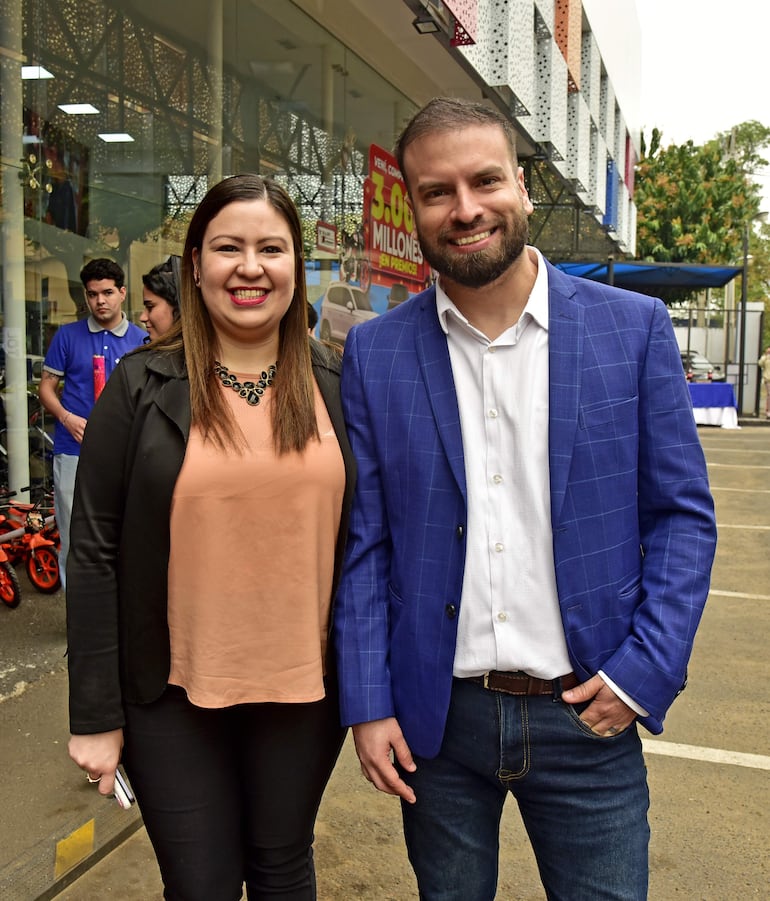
top-left (456, 525), bottom-right (464, 538)
top-left (445, 604), bottom-right (457, 619)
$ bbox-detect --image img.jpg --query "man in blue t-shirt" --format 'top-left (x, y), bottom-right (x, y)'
top-left (39, 258), bottom-right (146, 587)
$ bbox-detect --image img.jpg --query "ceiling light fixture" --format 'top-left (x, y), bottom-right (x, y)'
top-left (98, 133), bottom-right (135, 143)
top-left (412, 14), bottom-right (440, 34)
top-left (58, 103), bottom-right (99, 115)
top-left (22, 65), bottom-right (54, 79)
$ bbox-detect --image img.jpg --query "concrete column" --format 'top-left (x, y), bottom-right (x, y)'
top-left (208, 0), bottom-right (224, 186)
top-left (0, 0), bottom-right (32, 494)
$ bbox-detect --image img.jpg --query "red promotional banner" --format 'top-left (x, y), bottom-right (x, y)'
top-left (363, 144), bottom-right (428, 291)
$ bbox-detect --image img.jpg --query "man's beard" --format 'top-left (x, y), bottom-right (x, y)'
top-left (419, 215), bottom-right (529, 288)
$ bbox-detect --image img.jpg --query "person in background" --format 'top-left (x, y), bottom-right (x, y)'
top-left (66, 174), bottom-right (355, 900)
top-left (758, 345), bottom-right (770, 418)
top-left (141, 256), bottom-right (181, 340)
top-left (45, 146), bottom-right (78, 232)
top-left (334, 98), bottom-right (717, 901)
top-left (307, 301), bottom-right (318, 336)
top-left (38, 258), bottom-right (146, 587)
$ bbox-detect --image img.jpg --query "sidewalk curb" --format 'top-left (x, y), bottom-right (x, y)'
top-left (0, 802), bottom-right (143, 901)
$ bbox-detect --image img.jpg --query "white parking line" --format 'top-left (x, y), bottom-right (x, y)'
top-left (700, 447), bottom-right (770, 454)
top-left (642, 739), bottom-right (770, 771)
top-left (708, 589), bottom-right (770, 601)
top-left (715, 523), bottom-right (770, 530)
top-left (707, 462), bottom-right (770, 469)
top-left (711, 487), bottom-right (770, 493)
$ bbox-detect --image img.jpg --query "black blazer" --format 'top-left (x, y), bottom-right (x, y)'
top-left (67, 340), bottom-right (355, 734)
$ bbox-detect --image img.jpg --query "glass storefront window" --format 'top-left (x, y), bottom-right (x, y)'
top-left (0, 0), bottom-right (417, 493)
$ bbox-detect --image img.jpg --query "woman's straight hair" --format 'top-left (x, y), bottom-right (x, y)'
top-left (154, 174), bottom-right (318, 454)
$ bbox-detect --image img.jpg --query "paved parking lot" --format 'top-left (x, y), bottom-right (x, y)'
top-left (2, 424), bottom-right (769, 900)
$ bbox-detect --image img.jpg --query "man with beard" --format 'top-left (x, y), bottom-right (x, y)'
top-left (39, 258), bottom-right (146, 587)
top-left (334, 98), bottom-right (716, 900)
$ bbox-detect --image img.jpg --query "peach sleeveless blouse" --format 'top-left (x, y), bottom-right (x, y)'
top-left (166, 379), bottom-right (344, 707)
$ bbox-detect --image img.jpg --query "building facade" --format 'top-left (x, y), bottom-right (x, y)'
top-left (0, 0), bottom-right (641, 494)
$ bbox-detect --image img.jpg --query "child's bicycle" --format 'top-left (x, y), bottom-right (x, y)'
top-left (0, 512), bottom-right (22, 608)
top-left (0, 487), bottom-right (61, 594)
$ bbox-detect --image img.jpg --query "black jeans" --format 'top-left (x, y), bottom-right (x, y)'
top-left (122, 683), bottom-right (346, 901)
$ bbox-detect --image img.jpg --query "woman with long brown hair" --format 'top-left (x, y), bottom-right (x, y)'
top-left (66, 174), bottom-right (354, 900)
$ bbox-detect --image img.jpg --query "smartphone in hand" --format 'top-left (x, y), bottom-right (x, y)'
top-left (113, 768), bottom-right (135, 809)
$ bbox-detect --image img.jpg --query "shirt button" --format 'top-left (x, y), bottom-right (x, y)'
top-left (497, 611), bottom-right (508, 622)
top-left (488, 408), bottom-right (498, 419)
top-left (494, 542), bottom-right (504, 553)
top-left (488, 347), bottom-right (496, 354)
top-left (445, 604), bottom-right (457, 619)
top-left (492, 474), bottom-right (503, 484)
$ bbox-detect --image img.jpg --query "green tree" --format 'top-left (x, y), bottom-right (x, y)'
top-left (715, 121), bottom-right (770, 176)
top-left (636, 128), bottom-right (761, 265)
top-left (635, 121), bottom-right (770, 305)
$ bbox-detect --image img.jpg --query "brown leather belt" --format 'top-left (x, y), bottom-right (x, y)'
top-left (463, 670), bottom-right (579, 696)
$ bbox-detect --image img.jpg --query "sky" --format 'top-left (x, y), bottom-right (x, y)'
top-left (635, 0), bottom-right (770, 211)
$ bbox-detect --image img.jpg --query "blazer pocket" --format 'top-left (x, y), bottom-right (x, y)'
top-left (617, 576), bottom-right (641, 601)
top-left (616, 576), bottom-right (642, 616)
top-left (575, 397), bottom-right (638, 475)
top-left (578, 396), bottom-right (636, 429)
top-left (387, 584), bottom-right (405, 634)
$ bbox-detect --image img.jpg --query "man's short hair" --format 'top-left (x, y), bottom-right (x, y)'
top-left (80, 258), bottom-right (125, 289)
top-left (395, 97), bottom-right (519, 190)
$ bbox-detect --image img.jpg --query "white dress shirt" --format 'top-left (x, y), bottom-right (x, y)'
top-left (435, 248), bottom-right (648, 715)
top-left (436, 247), bottom-right (572, 680)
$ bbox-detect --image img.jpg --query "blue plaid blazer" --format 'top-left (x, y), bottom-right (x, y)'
top-left (335, 260), bottom-right (716, 758)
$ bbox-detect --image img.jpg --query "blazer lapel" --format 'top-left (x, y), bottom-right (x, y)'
top-left (146, 351), bottom-right (192, 439)
top-left (411, 268), bottom-right (583, 513)
top-left (546, 262), bottom-right (583, 523)
top-left (310, 341), bottom-right (356, 604)
top-left (413, 290), bottom-right (467, 498)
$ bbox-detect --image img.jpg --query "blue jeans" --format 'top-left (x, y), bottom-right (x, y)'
top-left (400, 678), bottom-right (649, 901)
top-left (53, 453), bottom-right (78, 589)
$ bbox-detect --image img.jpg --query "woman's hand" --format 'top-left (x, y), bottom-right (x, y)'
top-left (68, 729), bottom-right (124, 797)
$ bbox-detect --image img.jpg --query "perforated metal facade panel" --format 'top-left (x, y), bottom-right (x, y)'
top-left (555, 0), bottom-right (582, 91)
top-left (600, 75), bottom-right (616, 152)
top-left (613, 109), bottom-right (627, 190)
top-left (435, 0), bottom-right (640, 257)
top-left (581, 31), bottom-right (601, 123)
top-left (461, 0), bottom-right (535, 117)
top-left (604, 158), bottom-right (619, 232)
top-left (532, 33), bottom-right (568, 162)
top-left (444, 0), bottom-right (479, 44)
top-left (567, 91), bottom-right (591, 195)
top-left (590, 129), bottom-right (608, 218)
top-left (534, 0), bottom-right (554, 33)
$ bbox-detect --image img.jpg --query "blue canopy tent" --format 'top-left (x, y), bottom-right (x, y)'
top-left (554, 259), bottom-right (763, 415)
top-left (554, 260), bottom-right (742, 292)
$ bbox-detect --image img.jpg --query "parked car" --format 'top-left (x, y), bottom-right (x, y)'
top-left (680, 351), bottom-right (726, 382)
top-left (319, 282), bottom-right (377, 344)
